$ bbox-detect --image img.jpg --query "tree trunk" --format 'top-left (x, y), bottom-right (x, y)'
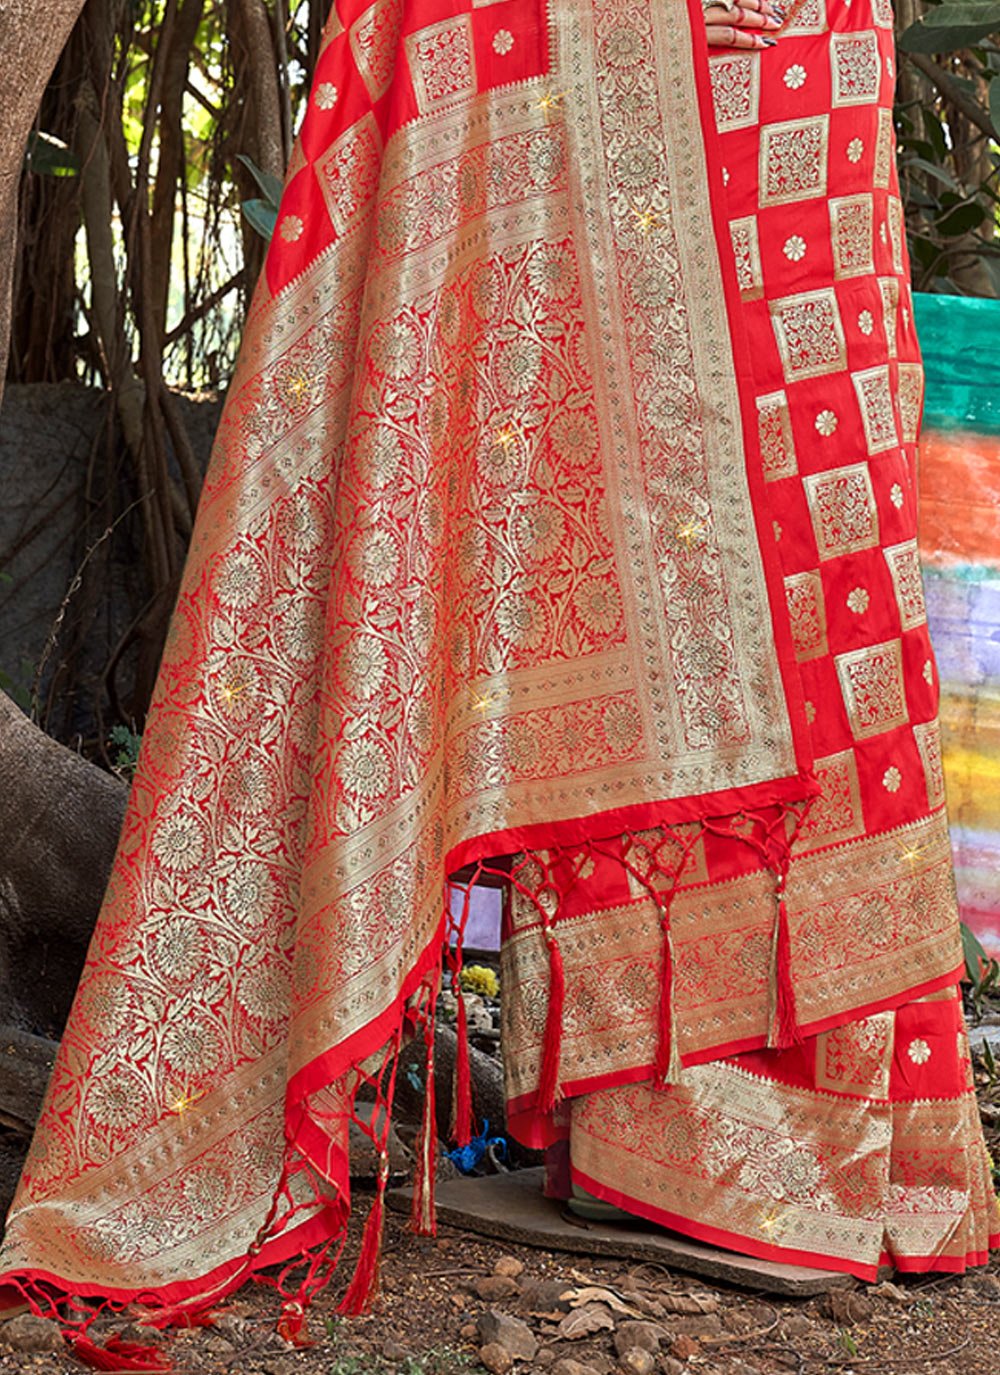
top-left (0, 0), bottom-right (89, 410)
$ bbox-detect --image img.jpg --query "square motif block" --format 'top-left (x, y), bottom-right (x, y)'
top-left (878, 277), bottom-right (900, 359)
top-left (887, 197), bottom-right (905, 273)
top-left (884, 539), bottom-right (927, 631)
top-left (406, 15), bottom-right (476, 114)
top-left (709, 52), bottom-right (760, 131)
top-left (784, 570), bottom-right (828, 662)
top-left (853, 365), bottom-right (898, 454)
top-left (800, 750), bottom-right (865, 847)
top-left (831, 30), bottom-right (881, 107)
top-left (803, 462), bottom-right (880, 560)
top-left (770, 289), bottom-right (846, 381)
top-left (913, 720), bottom-right (946, 809)
top-left (897, 362), bottom-right (924, 443)
top-left (830, 194), bottom-right (874, 279)
top-left (730, 216), bottom-right (763, 299)
top-left (350, 0), bottom-right (404, 102)
top-left (756, 390), bottom-right (797, 481)
top-left (760, 116), bottom-right (828, 207)
top-left (782, 0), bottom-right (828, 35)
top-left (874, 107), bottom-right (895, 189)
top-left (835, 639), bottom-right (908, 740)
top-left (872, 0), bottom-right (895, 26)
top-left (317, 114), bottom-right (383, 236)
top-left (817, 1014), bottom-right (893, 1098)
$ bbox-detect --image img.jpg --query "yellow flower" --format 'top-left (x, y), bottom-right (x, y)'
top-left (460, 965), bottom-right (500, 998)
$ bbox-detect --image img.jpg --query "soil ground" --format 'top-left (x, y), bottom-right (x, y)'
top-left (0, 1211), bottom-right (997, 1375)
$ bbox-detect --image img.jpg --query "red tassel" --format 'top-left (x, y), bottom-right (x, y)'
top-left (68, 1334), bottom-right (173, 1372)
top-left (537, 933), bottom-right (565, 1113)
top-left (338, 1187), bottom-right (386, 1316)
top-left (411, 1017), bottom-right (438, 1237)
top-left (769, 881), bottom-right (802, 1049)
top-left (276, 1299), bottom-right (314, 1348)
top-left (451, 990), bottom-right (473, 1148)
top-left (653, 923), bottom-right (674, 1086)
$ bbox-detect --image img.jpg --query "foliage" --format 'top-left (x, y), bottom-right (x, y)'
top-left (896, 1), bottom-right (1000, 294)
top-left (962, 920), bottom-right (1000, 1017)
top-left (108, 723), bottom-right (142, 781)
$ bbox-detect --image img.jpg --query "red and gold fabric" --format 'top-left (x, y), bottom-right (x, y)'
top-left (0, 0), bottom-right (994, 1320)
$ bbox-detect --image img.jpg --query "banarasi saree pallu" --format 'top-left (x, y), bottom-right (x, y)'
top-left (0, 0), bottom-right (996, 1340)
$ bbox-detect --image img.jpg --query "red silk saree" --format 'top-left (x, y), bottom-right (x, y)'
top-left (0, 0), bottom-right (995, 1323)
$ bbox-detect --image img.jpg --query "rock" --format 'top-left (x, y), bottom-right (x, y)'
top-left (476, 1311), bottom-right (539, 1362)
top-left (552, 1361), bottom-right (602, 1375)
top-left (383, 1340), bottom-right (410, 1360)
top-left (668, 1335), bottom-right (700, 1362)
top-left (961, 1272), bottom-right (1000, 1298)
top-left (778, 1312), bottom-right (815, 1339)
top-left (824, 1291), bottom-right (873, 1325)
top-left (612, 1321), bottom-right (666, 1355)
top-left (0, 1314), bottom-right (65, 1354)
top-left (460, 1322), bottom-right (478, 1340)
top-left (868, 1281), bottom-right (911, 1304)
top-left (659, 1362), bottom-right (684, 1375)
top-left (518, 1277), bottom-right (572, 1314)
top-left (671, 1312), bottom-right (722, 1339)
top-left (535, 1352), bottom-right (556, 1369)
top-left (494, 1255), bottom-right (526, 1279)
top-left (479, 1342), bottom-right (514, 1374)
top-left (618, 1350), bottom-right (655, 1375)
top-left (557, 1303), bottom-right (615, 1339)
top-left (476, 1275), bottom-right (521, 1302)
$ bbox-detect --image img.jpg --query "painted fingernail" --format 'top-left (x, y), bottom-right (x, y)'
top-left (762, 36), bottom-right (778, 46)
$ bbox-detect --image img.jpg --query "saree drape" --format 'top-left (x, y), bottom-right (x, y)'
top-left (0, 0), bottom-right (994, 1321)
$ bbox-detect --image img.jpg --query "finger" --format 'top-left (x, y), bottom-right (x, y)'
top-left (705, 26), bottom-right (777, 48)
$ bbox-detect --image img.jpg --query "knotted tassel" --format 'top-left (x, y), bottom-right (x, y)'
top-left (536, 929), bottom-right (566, 1114)
top-left (450, 987), bottom-right (473, 1148)
top-left (338, 1154), bottom-right (388, 1316)
top-left (412, 1010), bottom-right (438, 1237)
top-left (653, 909), bottom-right (683, 1087)
top-left (767, 872), bottom-right (802, 1049)
top-left (68, 1334), bottom-right (173, 1372)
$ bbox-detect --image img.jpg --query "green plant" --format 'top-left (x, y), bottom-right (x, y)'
top-left (961, 921), bottom-right (1000, 1018)
top-left (109, 723), bottom-right (142, 783)
top-left (897, 2), bottom-right (1000, 293)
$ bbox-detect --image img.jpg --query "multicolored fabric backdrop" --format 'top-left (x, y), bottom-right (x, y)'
top-left (916, 293), bottom-right (1000, 957)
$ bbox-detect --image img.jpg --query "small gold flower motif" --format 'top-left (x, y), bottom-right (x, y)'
top-left (783, 235), bottom-right (807, 262)
top-left (314, 82), bottom-right (338, 110)
top-left (882, 766), bottom-right (902, 793)
top-left (922, 659), bottom-right (934, 685)
top-left (846, 587), bottom-right (870, 615)
top-left (847, 137), bottom-right (864, 163)
top-left (858, 310), bottom-right (874, 335)
top-left (804, 700), bottom-right (817, 724)
top-left (783, 64), bottom-right (807, 90)
top-left (891, 482), bottom-right (905, 509)
top-left (815, 409), bottom-right (838, 436)
top-left (492, 28), bottom-right (514, 55)
top-left (907, 1038), bottom-right (931, 1066)
top-left (280, 215), bottom-right (304, 244)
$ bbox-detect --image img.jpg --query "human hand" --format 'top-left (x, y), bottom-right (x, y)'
top-left (704, 0), bottom-right (785, 50)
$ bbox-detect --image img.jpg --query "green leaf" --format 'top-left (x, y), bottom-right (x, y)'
top-left (962, 921), bottom-right (990, 985)
top-left (923, 2), bottom-right (1000, 29)
top-left (241, 198), bottom-right (278, 243)
top-left (25, 130), bottom-right (79, 177)
top-left (236, 153), bottom-right (283, 209)
top-left (936, 199), bottom-right (987, 234)
top-left (900, 8), bottom-right (1000, 53)
top-left (900, 155), bottom-right (961, 191)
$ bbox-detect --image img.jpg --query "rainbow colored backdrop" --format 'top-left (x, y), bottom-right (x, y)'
top-left (916, 293), bottom-right (1000, 957)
